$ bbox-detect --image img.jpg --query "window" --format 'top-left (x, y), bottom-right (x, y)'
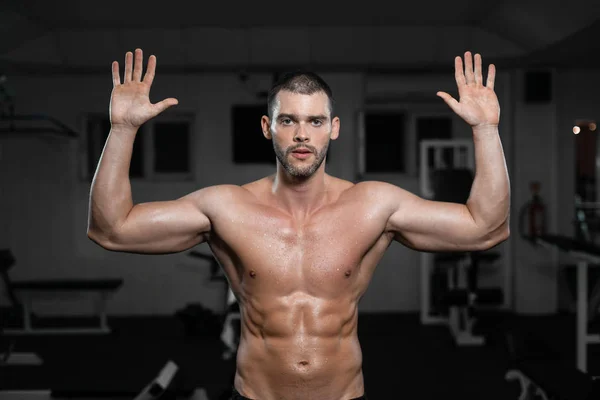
top-left (357, 110), bottom-right (407, 177)
top-left (232, 104), bottom-right (274, 164)
top-left (151, 116), bottom-right (193, 180)
top-left (81, 113), bottom-right (193, 181)
top-left (357, 107), bottom-right (454, 178)
top-left (363, 111), bottom-right (406, 173)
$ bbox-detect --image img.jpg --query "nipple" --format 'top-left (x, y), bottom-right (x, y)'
top-left (249, 270), bottom-right (256, 278)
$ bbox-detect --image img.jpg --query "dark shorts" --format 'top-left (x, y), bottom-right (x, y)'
top-left (231, 386), bottom-right (367, 400)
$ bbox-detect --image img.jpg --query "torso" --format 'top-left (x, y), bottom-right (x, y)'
top-left (206, 175), bottom-right (393, 400)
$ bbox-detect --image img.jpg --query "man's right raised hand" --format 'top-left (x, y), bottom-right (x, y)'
top-left (110, 48), bottom-right (178, 131)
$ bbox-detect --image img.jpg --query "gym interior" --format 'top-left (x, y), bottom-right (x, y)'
top-left (2, 2), bottom-right (600, 399)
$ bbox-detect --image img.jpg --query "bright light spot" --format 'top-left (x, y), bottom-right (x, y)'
top-left (573, 126), bottom-right (581, 134)
top-left (590, 122), bottom-right (597, 131)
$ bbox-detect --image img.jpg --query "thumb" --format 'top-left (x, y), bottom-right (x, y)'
top-left (152, 97), bottom-right (179, 116)
top-left (436, 91), bottom-right (460, 113)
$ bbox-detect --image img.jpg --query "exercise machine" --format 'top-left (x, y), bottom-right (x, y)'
top-left (133, 360), bottom-right (179, 400)
top-left (0, 249), bottom-right (123, 335)
top-left (504, 329), bottom-right (600, 400)
top-left (419, 139), bottom-right (505, 346)
top-left (187, 250), bottom-right (240, 360)
top-left (0, 251), bottom-right (43, 367)
top-left (528, 234), bottom-right (600, 373)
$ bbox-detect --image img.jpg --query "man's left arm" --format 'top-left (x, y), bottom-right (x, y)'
top-left (382, 51), bottom-right (510, 252)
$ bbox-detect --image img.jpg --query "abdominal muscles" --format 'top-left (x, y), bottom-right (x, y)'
top-left (235, 291), bottom-right (363, 395)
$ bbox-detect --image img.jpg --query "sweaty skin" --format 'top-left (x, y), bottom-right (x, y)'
top-left (88, 49), bottom-right (510, 400)
top-left (209, 178), bottom-right (391, 400)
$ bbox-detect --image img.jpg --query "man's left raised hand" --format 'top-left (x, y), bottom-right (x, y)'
top-left (437, 51), bottom-right (500, 130)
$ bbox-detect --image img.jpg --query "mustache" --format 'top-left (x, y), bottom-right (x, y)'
top-left (287, 145), bottom-right (316, 154)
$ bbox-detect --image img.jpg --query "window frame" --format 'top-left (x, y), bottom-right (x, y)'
top-left (78, 111), bottom-right (195, 183)
top-left (356, 102), bottom-right (453, 180)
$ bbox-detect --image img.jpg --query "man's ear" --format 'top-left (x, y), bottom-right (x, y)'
top-left (330, 116), bottom-right (340, 140)
top-left (261, 115), bottom-right (272, 139)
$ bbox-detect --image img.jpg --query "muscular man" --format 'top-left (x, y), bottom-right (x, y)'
top-left (88, 49), bottom-right (510, 400)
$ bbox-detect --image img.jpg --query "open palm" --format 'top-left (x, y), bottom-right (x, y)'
top-left (110, 49), bottom-right (178, 129)
top-left (437, 52), bottom-right (500, 128)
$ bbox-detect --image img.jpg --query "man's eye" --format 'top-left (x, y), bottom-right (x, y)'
top-left (281, 119), bottom-right (292, 125)
top-left (312, 120), bottom-right (322, 126)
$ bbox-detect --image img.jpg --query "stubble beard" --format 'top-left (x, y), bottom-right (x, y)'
top-left (273, 140), bottom-right (329, 179)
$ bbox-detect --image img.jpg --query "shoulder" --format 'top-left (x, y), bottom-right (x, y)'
top-left (345, 180), bottom-right (420, 211)
top-left (347, 180), bottom-right (405, 197)
top-left (183, 184), bottom-right (256, 211)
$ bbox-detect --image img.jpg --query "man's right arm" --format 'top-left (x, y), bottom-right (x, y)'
top-left (88, 181), bottom-right (225, 254)
top-left (87, 48), bottom-right (222, 254)
top-left (86, 122), bottom-right (231, 254)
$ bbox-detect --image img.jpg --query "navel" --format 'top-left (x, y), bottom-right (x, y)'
top-left (249, 270), bottom-right (257, 278)
top-left (344, 270), bottom-right (352, 278)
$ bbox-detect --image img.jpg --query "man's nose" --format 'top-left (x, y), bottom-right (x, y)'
top-left (294, 124), bottom-right (309, 142)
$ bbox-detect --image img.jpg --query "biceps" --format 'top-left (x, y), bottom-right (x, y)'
top-left (389, 199), bottom-right (486, 252)
top-left (109, 199), bottom-right (210, 254)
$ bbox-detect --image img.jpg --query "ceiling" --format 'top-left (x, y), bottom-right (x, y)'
top-left (1, 0), bottom-right (600, 71)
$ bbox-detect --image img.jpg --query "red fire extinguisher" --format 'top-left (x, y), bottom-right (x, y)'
top-left (519, 181), bottom-right (547, 240)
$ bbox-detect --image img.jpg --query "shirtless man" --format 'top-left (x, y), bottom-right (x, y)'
top-left (87, 49), bottom-right (510, 400)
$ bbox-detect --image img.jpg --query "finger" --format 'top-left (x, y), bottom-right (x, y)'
top-left (454, 56), bottom-right (466, 87)
top-left (133, 48), bottom-right (143, 82)
top-left (112, 61), bottom-right (121, 87)
top-left (143, 55), bottom-right (156, 85)
top-left (124, 51), bottom-right (133, 82)
top-left (474, 53), bottom-right (482, 86)
top-left (437, 91), bottom-right (460, 113)
top-left (152, 98), bottom-right (179, 116)
top-left (464, 51), bottom-right (475, 85)
top-left (486, 63), bottom-right (496, 90)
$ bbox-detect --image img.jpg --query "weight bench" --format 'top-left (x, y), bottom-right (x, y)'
top-left (504, 330), bottom-right (600, 400)
top-left (1, 249), bottom-right (123, 335)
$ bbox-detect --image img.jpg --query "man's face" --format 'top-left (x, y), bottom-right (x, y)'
top-left (261, 90), bottom-right (340, 179)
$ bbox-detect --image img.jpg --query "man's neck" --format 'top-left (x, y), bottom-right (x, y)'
top-left (271, 167), bottom-right (329, 220)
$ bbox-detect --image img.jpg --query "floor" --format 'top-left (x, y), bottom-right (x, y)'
top-left (1, 311), bottom-right (599, 400)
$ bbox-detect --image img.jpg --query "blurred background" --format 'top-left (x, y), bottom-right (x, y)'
top-left (1, 0), bottom-right (600, 399)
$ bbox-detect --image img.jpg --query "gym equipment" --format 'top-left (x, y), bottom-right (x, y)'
top-left (434, 250), bottom-right (503, 345)
top-left (420, 140), bottom-right (473, 326)
top-left (504, 330), bottom-right (600, 400)
top-left (187, 250), bottom-right (240, 359)
top-left (0, 250), bottom-right (43, 366)
top-left (133, 360), bottom-right (179, 400)
top-left (0, 360), bottom-right (179, 400)
top-left (572, 197), bottom-right (600, 321)
top-left (0, 75), bottom-right (78, 137)
top-left (0, 335), bottom-right (43, 367)
top-left (529, 234), bottom-right (600, 373)
top-left (419, 139), bottom-right (505, 346)
top-left (0, 248), bottom-right (123, 335)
